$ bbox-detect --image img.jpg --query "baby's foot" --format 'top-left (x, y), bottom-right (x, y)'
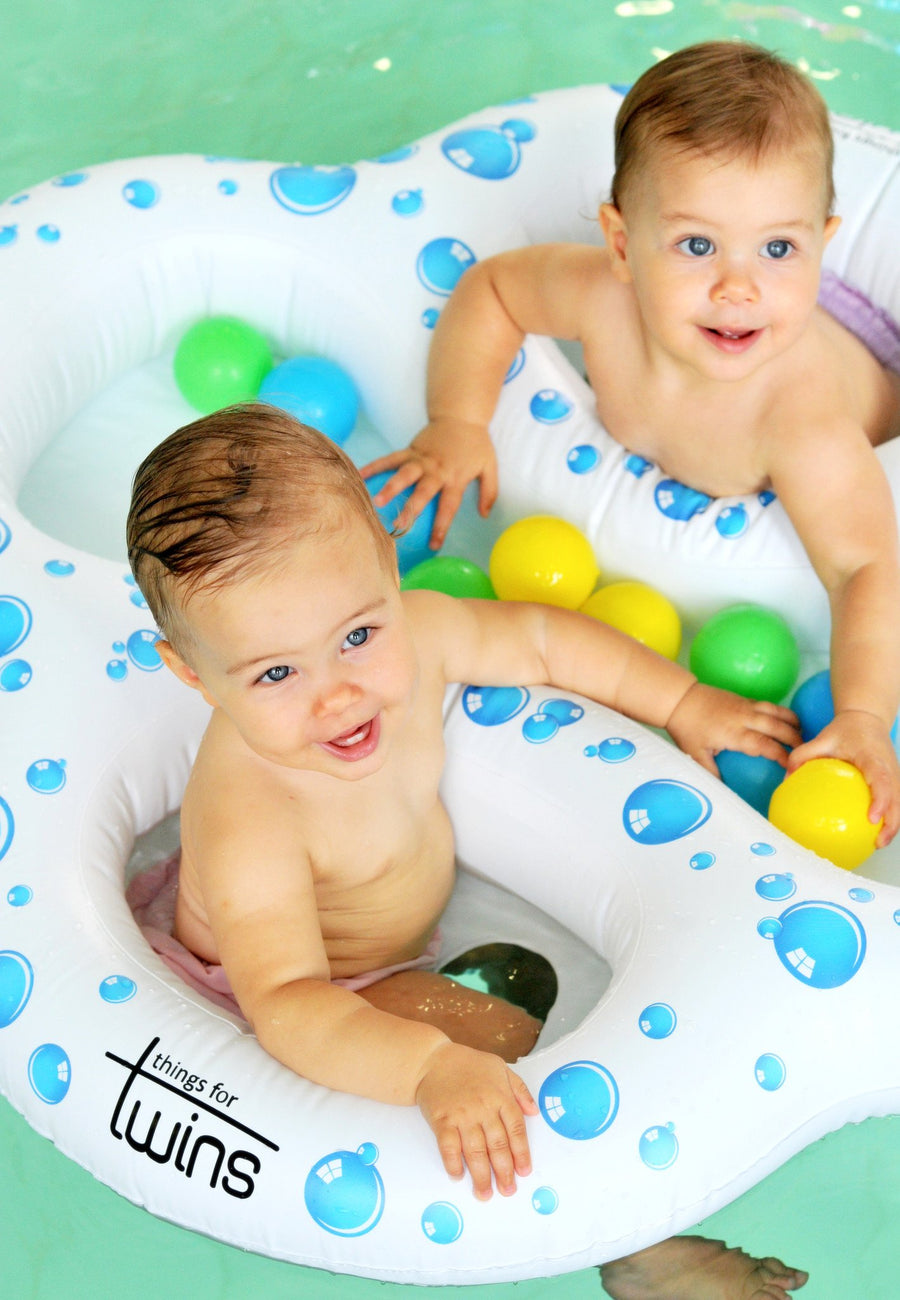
top-left (600, 1236), bottom-right (808, 1300)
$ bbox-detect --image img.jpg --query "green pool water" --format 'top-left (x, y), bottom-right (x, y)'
top-left (2, 2), bottom-right (899, 1297)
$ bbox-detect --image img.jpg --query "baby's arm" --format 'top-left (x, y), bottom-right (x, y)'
top-left (187, 804), bottom-right (535, 1200)
top-left (770, 423), bottom-right (900, 845)
top-left (410, 590), bottom-right (800, 768)
top-left (362, 244), bottom-right (607, 548)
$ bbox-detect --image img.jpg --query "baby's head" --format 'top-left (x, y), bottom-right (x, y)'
top-left (127, 403), bottom-right (396, 661)
top-left (610, 41), bottom-right (835, 217)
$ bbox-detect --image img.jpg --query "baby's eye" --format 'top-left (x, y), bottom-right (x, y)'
top-left (343, 626), bottom-right (371, 650)
top-left (677, 236), bottom-right (714, 257)
top-left (259, 665), bottom-right (293, 684)
top-left (761, 239), bottom-right (793, 260)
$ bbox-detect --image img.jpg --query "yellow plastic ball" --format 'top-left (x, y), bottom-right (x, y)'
top-left (768, 758), bottom-right (881, 871)
top-left (489, 515), bottom-right (599, 609)
top-left (581, 581), bottom-right (682, 660)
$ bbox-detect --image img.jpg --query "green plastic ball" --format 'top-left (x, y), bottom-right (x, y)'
top-left (689, 603), bottom-right (800, 701)
top-left (401, 555), bottom-right (496, 599)
top-left (174, 316), bottom-right (273, 413)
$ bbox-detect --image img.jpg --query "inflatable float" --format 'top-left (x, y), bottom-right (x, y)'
top-left (1, 85), bottom-right (899, 1285)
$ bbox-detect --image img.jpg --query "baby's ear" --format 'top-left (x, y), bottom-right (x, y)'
top-left (156, 640), bottom-right (217, 707)
top-left (599, 203), bottom-right (632, 282)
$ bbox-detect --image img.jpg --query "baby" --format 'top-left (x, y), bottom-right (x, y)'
top-left (364, 39), bottom-right (900, 846)
top-left (127, 403), bottom-right (805, 1300)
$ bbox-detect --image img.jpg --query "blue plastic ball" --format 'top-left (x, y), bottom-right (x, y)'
top-left (259, 355), bottom-right (359, 445)
top-left (716, 749), bottom-right (786, 816)
top-left (365, 471), bottom-right (439, 575)
top-left (790, 669), bottom-right (834, 742)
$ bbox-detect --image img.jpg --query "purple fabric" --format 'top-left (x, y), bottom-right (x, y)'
top-left (127, 852), bottom-right (442, 1020)
top-left (818, 268), bottom-right (900, 375)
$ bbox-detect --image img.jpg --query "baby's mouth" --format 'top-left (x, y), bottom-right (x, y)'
top-left (319, 715), bottom-right (381, 761)
top-left (701, 325), bottom-right (761, 353)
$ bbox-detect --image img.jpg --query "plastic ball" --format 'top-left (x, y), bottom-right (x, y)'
top-left (489, 516), bottom-right (598, 609)
top-left (689, 604), bottom-right (799, 701)
top-left (401, 555), bottom-right (496, 599)
top-left (365, 471), bottom-right (439, 576)
top-left (716, 749), bottom-right (786, 816)
top-left (768, 758), bottom-right (881, 870)
top-left (581, 581), bottom-right (681, 660)
top-left (258, 355), bottom-right (359, 445)
top-left (174, 316), bottom-right (273, 413)
top-left (791, 669), bottom-right (834, 742)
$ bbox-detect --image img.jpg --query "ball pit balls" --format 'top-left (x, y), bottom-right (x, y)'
top-left (581, 581), bottom-right (681, 660)
top-left (768, 758), bottom-right (881, 870)
top-left (258, 355), bottom-right (359, 445)
top-left (401, 555), bottom-right (496, 599)
top-left (716, 748), bottom-right (786, 816)
top-left (791, 669), bottom-right (835, 743)
top-left (489, 516), bottom-right (598, 609)
top-left (365, 471), bottom-right (439, 576)
top-left (690, 604), bottom-right (799, 701)
top-left (174, 316), bottom-right (273, 413)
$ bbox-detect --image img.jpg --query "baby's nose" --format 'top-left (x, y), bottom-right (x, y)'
top-left (713, 261), bottom-right (759, 303)
top-left (314, 677), bottom-right (362, 717)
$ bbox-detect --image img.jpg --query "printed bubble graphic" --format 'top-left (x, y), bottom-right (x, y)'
top-left (392, 188), bottom-right (423, 216)
top-left (623, 780), bottom-right (712, 845)
top-left (756, 874), bottom-right (796, 902)
top-left (689, 851), bottom-right (715, 871)
top-left (530, 389), bottom-right (573, 424)
top-left (416, 237), bottom-right (477, 296)
top-left (28, 1044), bottom-right (70, 1104)
top-left (126, 630), bottom-right (163, 671)
top-left (0, 595), bottom-right (32, 656)
top-left (640, 1123), bottom-right (678, 1170)
top-left (522, 712), bottom-right (559, 744)
top-left (270, 165), bottom-right (356, 215)
top-left (567, 444), bottom-right (600, 474)
top-left (123, 179), bottom-right (160, 209)
top-left (0, 951), bottom-right (33, 1027)
top-left (539, 698), bottom-right (584, 727)
top-left (26, 759), bottom-right (66, 794)
top-left (585, 737), bottom-right (636, 764)
top-left (0, 659), bottom-right (32, 691)
top-left (7, 885), bottom-right (32, 907)
top-left (755, 1053), bottom-right (786, 1091)
top-left (462, 685), bottom-right (530, 726)
top-left (441, 125), bottom-right (526, 179)
top-left (422, 1201), bottom-right (463, 1243)
top-left (639, 1003), bottom-right (677, 1039)
top-left (715, 504), bottom-right (749, 538)
top-left (532, 1186), bottom-right (559, 1215)
top-left (43, 559), bottom-right (74, 577)
top-left (539, 1060), bottom-right (619, 1140)
top-left (305, 1144), bottom-right (385, 1236)
top-left (764, 900), bottom-right (866, 989)
top-left (654, 480), bottom-right (711, 521)
top-left (99, 976), bottom-right (137, 1004)
top-left (0, 797), bottom-right (13, 861)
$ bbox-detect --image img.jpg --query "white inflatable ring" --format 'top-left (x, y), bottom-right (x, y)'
top-left (2, 86), bottom-right (900, 1286)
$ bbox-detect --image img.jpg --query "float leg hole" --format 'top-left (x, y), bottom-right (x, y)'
top-left (440, 943), bottom-right (558, 1023)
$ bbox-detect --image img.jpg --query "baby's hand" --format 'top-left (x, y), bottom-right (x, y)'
top-left (361, 418), bottom-right (498, 550)
top-left (667, 682), bottom-right (801, 776)
top-left (786, 709), bottom-right (900, 847)
top-left (416, 1041), bottom-right (537, 1201)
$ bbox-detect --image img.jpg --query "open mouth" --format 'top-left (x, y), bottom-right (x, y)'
top-left (319, 714), bottom-right (381, 762)
top-left (701, 326), bottom-right (762, 354)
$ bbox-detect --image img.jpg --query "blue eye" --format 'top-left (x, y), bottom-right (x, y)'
top-left (761, 239), bottom-right (793, 260)
top-left (678, 236), bottom-right (714, 257)
top-left (260, 665), bottom-right (292, 684)
top-left (344, 627), bottom-right (370, 649)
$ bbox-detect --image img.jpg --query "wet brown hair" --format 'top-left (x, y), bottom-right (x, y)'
top-left (610, 40), bottom-right (835, 215)
top-left (127, 403), bottom-right (396, 656)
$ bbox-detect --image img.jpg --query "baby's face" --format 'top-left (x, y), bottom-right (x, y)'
top-left (168, 513), bottom-right (416, 779)
top-left (611, 145), bottom-right (839, 381)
